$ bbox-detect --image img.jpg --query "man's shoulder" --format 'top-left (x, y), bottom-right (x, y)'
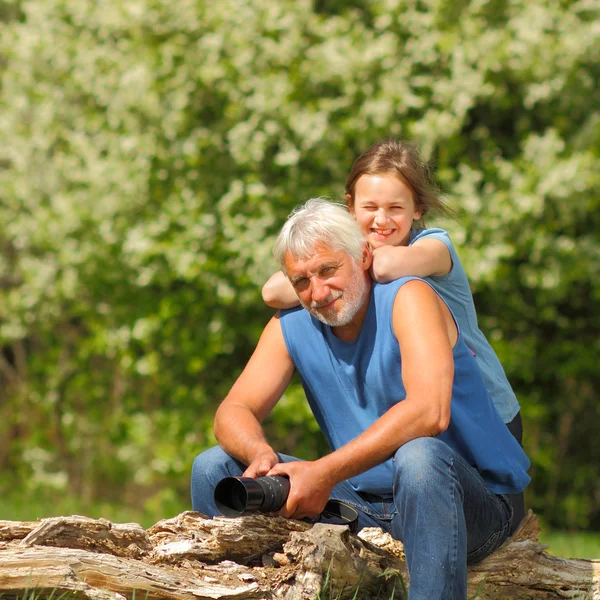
top-left (280, 305), bottom-right (308, 320)
top-left (279, 305), bottom-right (314, 334)
top-left (373, 278), bottom-right (441, 315)
top-left (279, 306), bottom-right (324, 359)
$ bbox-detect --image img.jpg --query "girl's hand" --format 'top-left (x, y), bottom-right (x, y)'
top-left (371, 245), bottom-right (403, 283)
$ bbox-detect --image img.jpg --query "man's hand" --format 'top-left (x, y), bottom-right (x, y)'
top-left (267, 460), bottom-right (334, 519)
top-left (242, 448), bottom-right (280, 479)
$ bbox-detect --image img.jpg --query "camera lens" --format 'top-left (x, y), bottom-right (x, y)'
top-left (214, 475), bottom-right (290, 516)
top-left (214, 478), bottom-right (249, 515)
top-left (256, 476), bottom-right (290, 513)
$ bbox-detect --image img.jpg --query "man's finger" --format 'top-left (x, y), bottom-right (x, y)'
top-left (260, 459), bottom-right (277, 474)
top-left (277, 494), bottom-right (299, 519)
top-left (267, 464), bottom-right (287, 477)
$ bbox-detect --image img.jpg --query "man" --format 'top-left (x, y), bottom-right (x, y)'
top-left (191, 198), bottom-right (530, 599)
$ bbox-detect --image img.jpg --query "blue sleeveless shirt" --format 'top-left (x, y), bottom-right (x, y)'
top-left (279, 277), bottom-right (530, 496)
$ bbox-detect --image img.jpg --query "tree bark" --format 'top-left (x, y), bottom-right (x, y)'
top-left (0, 511), bottom-right (597, 599)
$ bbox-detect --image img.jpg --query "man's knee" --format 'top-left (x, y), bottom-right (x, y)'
top-left (393, 437), bottom-right (456, 493)
top-left (192, 446), bottom-right (232, 479)
top-left (191, 446), bottom-right (244, 515)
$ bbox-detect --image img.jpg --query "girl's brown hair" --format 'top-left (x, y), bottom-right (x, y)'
top-left (345, 138), bottom-right (449, 221)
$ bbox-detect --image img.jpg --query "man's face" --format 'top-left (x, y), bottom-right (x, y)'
top-left (284, 243), bottom-right (369, 327)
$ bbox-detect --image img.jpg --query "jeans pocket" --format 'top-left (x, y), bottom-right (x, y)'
top-left (466, 526), bottom-right (506, 564)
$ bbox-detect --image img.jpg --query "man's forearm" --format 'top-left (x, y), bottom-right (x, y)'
top-left (316, 394), bottom-right (448, 487)
top-left (214, 402), bottom-right (275, 466)
top-left (211, 314), bottom-right (294, 471)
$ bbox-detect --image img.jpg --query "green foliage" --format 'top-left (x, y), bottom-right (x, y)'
top-left (0, 0), bottom-right (598, 529)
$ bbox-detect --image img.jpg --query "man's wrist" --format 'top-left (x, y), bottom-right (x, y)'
top-left (315, 454), bottom-right (346, 488)
top-left (250, 443), bottom-right (277, 462)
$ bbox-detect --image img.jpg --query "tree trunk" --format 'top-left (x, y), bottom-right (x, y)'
top-left (0, 511), bottom-right (597, 599)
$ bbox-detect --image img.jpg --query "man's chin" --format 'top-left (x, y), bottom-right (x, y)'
top-left (302, 298), bottom-right (338, 319)
top-left (310, 307), bottom-right (356, 328)
top-left (303, 305), bottom-right (335, 326)
top-left (308, 307), bottom-right (333, 324)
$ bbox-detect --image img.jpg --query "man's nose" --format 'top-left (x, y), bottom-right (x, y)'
top-left (311, 278), bottom-right (330, 303)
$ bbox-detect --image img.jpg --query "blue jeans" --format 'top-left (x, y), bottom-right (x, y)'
top-left (190, 437), bottom-right (513, 600)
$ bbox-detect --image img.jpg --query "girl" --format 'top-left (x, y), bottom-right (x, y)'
top-left (262, 138), bottom-right (522, 444)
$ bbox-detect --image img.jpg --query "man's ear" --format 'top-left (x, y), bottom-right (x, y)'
top-left (361, 243), bottom-right (373, 271)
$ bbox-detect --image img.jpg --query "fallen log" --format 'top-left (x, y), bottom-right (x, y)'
top-left (0, 511), bottom-right (597, 599)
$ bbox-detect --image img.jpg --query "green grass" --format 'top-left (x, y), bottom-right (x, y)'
top-left (0, 493), bottom-right (188, 529)
top-left (539, 529), bottom-right (600, 560)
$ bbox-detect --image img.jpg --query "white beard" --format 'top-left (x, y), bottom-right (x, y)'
top-left (302, 264), bottom-right (367, 327)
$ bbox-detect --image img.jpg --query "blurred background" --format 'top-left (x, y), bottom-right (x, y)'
top-left (0, 0), bottom-right (598, 557)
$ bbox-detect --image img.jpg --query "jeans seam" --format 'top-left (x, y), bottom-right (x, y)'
top-left (449, 456), bottom-right (459, 597)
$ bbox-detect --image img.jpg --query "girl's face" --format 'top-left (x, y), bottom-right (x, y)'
top-left (349, 173), bottom-right (422, 249)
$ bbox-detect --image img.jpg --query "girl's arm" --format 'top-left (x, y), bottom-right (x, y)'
top-left (371, 238), bottom-right (452, 283)
top-left (262, 270), bottom-right (301, 309)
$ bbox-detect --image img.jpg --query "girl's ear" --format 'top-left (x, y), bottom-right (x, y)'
top-left (346, 193), bottom-right (355, 215)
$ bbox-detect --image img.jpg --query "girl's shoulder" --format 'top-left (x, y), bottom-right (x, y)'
top-left (410, 227), bottom-right (455, 252)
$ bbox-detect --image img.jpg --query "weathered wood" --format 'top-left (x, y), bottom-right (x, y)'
top-left (147, 511), bottom-right (311, 564)
top-left (0, 510), bottom-right (597, 600)
top-left (0, 546), bottom-right (264, 600)
top-left (466, 512), bottom-right (600, 599)
top-left (276, 522), bottom-right (407, 599)
top-left (20, 515), bottom-right (151, 558)
top-left (0, 520), bottom-right (37, 542)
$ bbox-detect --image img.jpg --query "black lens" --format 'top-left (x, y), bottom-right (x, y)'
top-left (213, 478), bottom-right (248, 515)
top-left (256, 476), bottom-right (290, 513)
top-left (214, 477), bottom-right (260, 516)
top-left (214, 475), bottom-right (290, 516)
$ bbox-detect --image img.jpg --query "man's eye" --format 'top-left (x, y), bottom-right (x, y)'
top-left (293, 278), bottom-right (309, 289)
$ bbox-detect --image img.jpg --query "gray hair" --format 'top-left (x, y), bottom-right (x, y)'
top-left (274, 198), bottom-right (365, 272)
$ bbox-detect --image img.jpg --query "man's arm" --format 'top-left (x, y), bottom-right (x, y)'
top-left (214, 314), bottom-right (296, 478)
top-left (269, 280), bottom-right (455, 517)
